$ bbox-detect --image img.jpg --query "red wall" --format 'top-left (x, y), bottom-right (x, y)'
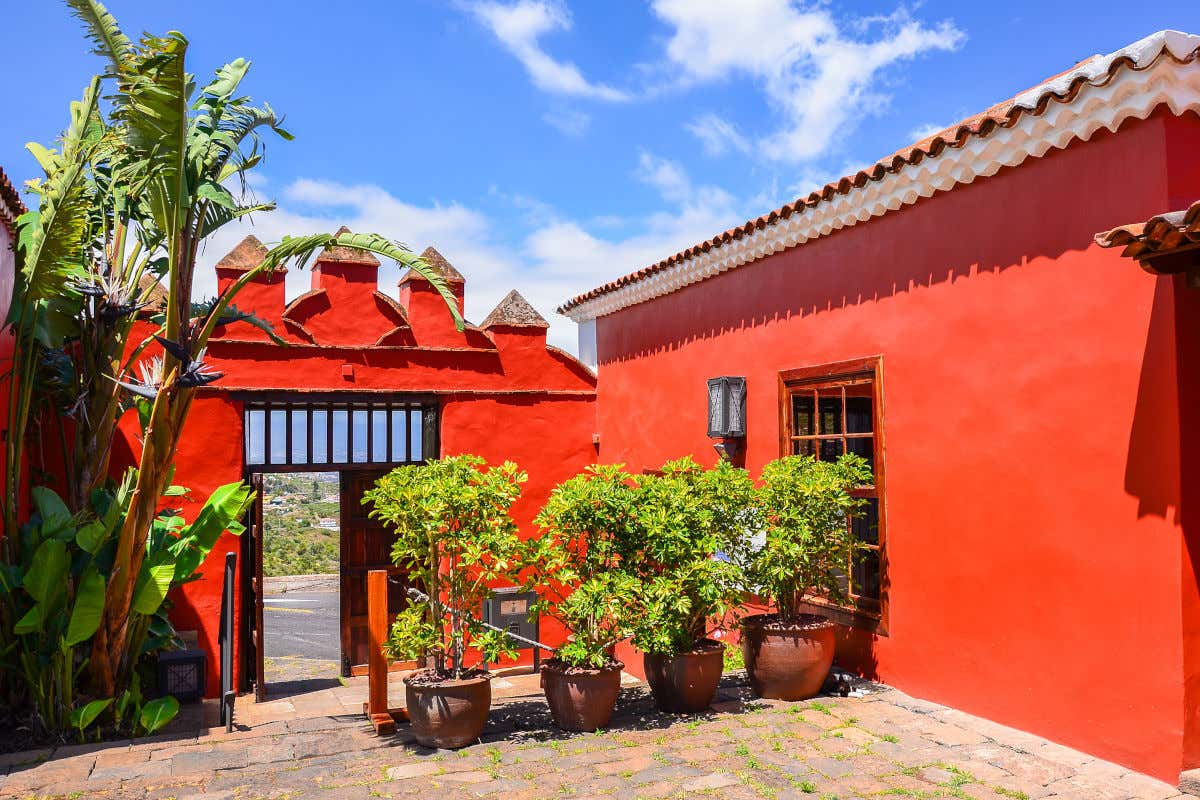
top-left (591, 111), bottom-right (1200, 782)
top-left (129, 253), bottom-right (597, 698)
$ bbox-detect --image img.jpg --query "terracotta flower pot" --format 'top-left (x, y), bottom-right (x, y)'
top-left (404, 672), bottom-right (492, 748)
top-left (643, 639), bottom-right (724, 713)
top-left (740, 613), bottom-right (836, 701)
top-left (540, 659), bottom-right (624, 731)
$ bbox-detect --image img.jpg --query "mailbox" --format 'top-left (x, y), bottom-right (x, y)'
top-left (482, 587), bottom-right (541, 670)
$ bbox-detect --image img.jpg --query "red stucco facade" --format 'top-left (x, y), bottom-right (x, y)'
top-left (586, 111), bottom-right (1200, 782)
top-left (135, 242), bottom-right (596, 701)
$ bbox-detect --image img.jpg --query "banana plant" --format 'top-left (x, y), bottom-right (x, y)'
top-left (0, 0), bottom-right (465, 705)
top-left (0, 478), bottom-right (251, 736)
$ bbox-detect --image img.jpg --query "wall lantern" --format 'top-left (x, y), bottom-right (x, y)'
top-left (707, 376), bottom-right (747, 440)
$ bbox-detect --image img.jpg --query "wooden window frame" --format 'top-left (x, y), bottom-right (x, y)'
top-left (778, 356), bottom-right (889, 635)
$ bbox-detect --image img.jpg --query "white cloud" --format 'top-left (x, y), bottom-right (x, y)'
top-left (907, 121), bottom-right (949, 141)
top-left (652, 0), bottom-right (964, 162)
top-left (197, 161), bottom-right (744, 353)
top-left (542, 107), bottom-right (591, 136)
top-left (467, 1), bottom-right (629, 102)
top-left (685, 113), bottom-right (751, 156)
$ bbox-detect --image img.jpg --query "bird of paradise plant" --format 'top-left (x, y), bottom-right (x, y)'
top-left (1, 0), bottom-right (464, 736)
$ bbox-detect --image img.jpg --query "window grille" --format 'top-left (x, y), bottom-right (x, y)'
top-left (244, 399), bottom-right (436, 469)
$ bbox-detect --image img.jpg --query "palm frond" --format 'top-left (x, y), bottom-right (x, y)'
top-left (114, 32), bottom-right (192, 237)
top-left (271, 233), bottom-right (464, 330)
top-left (14, 78), bottom-right (103, 305)
top-left (65, 0), bottom-right (133, 76)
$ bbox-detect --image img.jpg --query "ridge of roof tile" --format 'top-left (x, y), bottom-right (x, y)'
top-left (319, 226), bottom-right (381, 266)
top-left (558, 29), bottom-right (1200, 317)
top-left (216, 235), bottom-right (278, 272)
top-left (402, 246), bottom-right (466, 284)
top-left (482, 290), bottom-right (549, 329)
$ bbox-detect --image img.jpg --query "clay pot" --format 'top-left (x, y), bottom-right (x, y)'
top-left (740, 613), bottom-right (836, 701)
top-left (540, 659), bottom-right (624, 731)
top-left (404, 672), bottom-right (491, 748)
top-left (643, 639), bottom-right (724, 713)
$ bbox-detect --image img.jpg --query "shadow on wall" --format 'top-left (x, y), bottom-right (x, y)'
top-left (1125, 276), bottom-right (1187, 523)
top-left (597, 120), bottom-right (1165, 365)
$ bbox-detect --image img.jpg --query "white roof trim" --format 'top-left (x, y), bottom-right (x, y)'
top-left (563, 30), bottom-right (1200, 324)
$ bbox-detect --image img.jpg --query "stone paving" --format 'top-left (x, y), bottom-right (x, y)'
top-left (1, 675), bottom-right (1190, 800)
top-left (241, 666), bottom-right (634, 726)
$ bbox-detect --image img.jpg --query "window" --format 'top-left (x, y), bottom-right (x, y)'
top-left (243, 398), bottom-right (436, 470)
top-left (779, 357), bottom-right (886, 631)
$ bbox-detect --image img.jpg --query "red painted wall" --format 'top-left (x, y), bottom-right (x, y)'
top-left (122, 250), bottom-right (597, 698)
top-left (590, 111), bottom-right (1200, 782)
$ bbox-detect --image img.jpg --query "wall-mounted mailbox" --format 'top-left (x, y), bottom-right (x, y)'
top-left (482, 587), bottom-right (541, 670)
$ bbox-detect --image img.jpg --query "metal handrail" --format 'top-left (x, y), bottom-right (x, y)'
top-left (403, 586), bottom-right (556, 653)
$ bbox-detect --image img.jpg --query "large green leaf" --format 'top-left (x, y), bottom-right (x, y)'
top-left (15, 78), bottom-right (101, 304)
top-left (133, 554), bottom-right (176, 616)
top-left (31, 487), bottom-right (74, 539)
top-left (138, 695), bottom-right (179, 735)
top-left (65, 567), bottom-right (106, 646)
top-left (70, 697), bottom-right (113, 732)
top-left (31, 486), bottom-right (70, 522)
top-left (76, 520), bottom-right (108, 554)
top-left (115, 31), bottom-right (191, 239)
top-left (23, 539), bottom-right (69, 604)
top-left (66, 0), bottom-right (132, 75)
top-left (13, 604), bottom-right (44, 635)
top-left (172, 482), bottom-right (253, 581)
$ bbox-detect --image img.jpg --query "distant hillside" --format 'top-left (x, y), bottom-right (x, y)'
top-left (263, 472), bottom-right (340, 576)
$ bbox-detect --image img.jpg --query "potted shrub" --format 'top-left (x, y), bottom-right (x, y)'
top-left (741, 454), bottom-right (873, 700)
top-left (529, 465), bottom-right (639, 731)
top-left (627, 458), bottom-right (756, 713)
top-left (364, 455), bottom-right (528, 748)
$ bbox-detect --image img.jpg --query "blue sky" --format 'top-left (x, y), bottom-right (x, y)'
top-left (2, 1), bottom-right (1198, 351)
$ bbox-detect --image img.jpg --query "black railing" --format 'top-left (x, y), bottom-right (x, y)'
top-left (219, 551), bottom-right (237, 732)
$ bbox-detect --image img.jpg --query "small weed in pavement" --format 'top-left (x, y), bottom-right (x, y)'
top-left (995, 789), bottom-right (1029, 800)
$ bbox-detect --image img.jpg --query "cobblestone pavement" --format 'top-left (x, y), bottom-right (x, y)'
top-left (1, 676), bottom-right (1189, 800)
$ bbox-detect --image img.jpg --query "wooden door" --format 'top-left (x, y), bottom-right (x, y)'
top-left (340, 471), bottom-right (415, 676)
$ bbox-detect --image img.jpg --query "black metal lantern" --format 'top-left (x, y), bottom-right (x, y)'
top-left (707, 376), bottom-right (747, 438)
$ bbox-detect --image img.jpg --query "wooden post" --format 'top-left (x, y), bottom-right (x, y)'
top-left (365, 569), bottom-right (395, 734)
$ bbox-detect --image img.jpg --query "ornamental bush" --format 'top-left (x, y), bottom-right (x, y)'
top-left (749, 454), bottom-right (873, 620)
top-left (363, 455), bottom-right (528, 679)
top-left (625, 457), bottom-right (758, 656)
top-left (528, 464), bottom-right (640, 668)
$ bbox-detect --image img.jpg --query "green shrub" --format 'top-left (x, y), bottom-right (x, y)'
top-left (625, 457), bottom-right (757, 656)
top-left (364, 455), bottom-right (528, 678)
top-left (750, 454), bottom-right (873, 619)
top-left (529, 465), bottom-right (640, 668)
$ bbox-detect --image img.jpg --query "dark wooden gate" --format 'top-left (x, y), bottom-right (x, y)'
top-left (339, 470), bottom-right (415, 676)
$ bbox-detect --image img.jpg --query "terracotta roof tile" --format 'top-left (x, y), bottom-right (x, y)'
top-left (215, 234), bottom-right (281, 273)
top-left (137, 273), bottom-right (168, 308)
top-left (319, 226), bottom-right (380, 267)
top-left (1095, 199), bottom-right (1200, 259)
top-left (0, 166), bottom-right (27, 236)
top-left (558, 30), bottom-right (1200, 316)
top-left (402, 246), bottom-right (466, 285)
top-left (481, 290), bottom-right (549, 329)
